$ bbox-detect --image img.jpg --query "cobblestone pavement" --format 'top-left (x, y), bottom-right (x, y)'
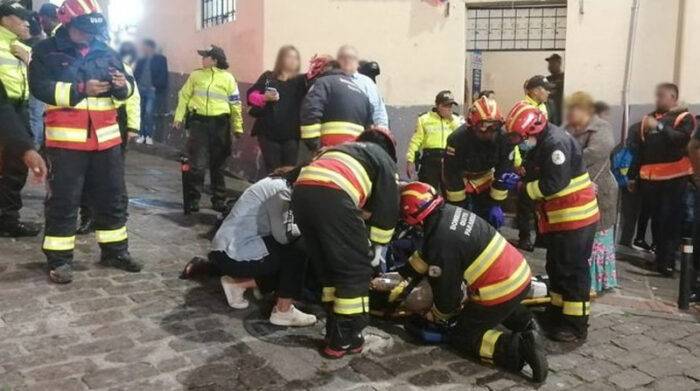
top-left (2, 150), bottom-right (700, 391)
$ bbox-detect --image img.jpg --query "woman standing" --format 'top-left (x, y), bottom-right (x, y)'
top-left (563, 92), bottom-right (618, 293)
top-left (248, 46), bottom-right (306, 172)
top-left (173, 45), bottom-right (243, 213)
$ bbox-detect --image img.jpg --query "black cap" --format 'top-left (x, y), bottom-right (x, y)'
top-left (545, 53), bottom-right (562, 62)
top-left (69, 13), bottom-right (107, 34)
top-left (435, 90), bottom-right (458, 106)
top-left (38, 3), bottom-right (59, 19)
top-left (0, 3), bottom-right (30, 21)
top-left (525, 75), bottom-right (555, 91)
top-left (197, 45), bottom-right (227, 62)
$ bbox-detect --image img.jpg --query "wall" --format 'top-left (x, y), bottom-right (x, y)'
top-left (678, 0), bottom-right (700, 111)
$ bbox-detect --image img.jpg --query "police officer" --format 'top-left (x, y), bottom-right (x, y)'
top-left (299, 55), bottom-right (374, 152)
top-left (628, 83), bottom-right (695, 277)
top-left (395, 182), bottom-right (547, 383)
top-left (0, 3), bottom-right (40, 238)
top-left (29, 0), bottom-right (141, 284)
top-left (173, 45), bottom-right (243, 214)
top-left (503, 102), bottom-right (600, 342)
top-left (405, 90), bottom-right (463, 189)
top-left (443, 97), bottom-right (516, 228)
top-left (292, 127), bottom-right (399, 358)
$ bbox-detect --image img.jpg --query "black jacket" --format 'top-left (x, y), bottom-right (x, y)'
top-left (0, 80), bottom-right (33, 154)
top-left (134, 54), bottom-right (169, 92)
top-left (248, 71), bottom-right (306, 141)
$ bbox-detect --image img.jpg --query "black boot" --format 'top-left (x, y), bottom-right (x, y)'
top-left (0, 221), bottom-right (40, 237)
top-left (323, 314), bottom-right (367, 359)
top-left (520, 330), bottom-right (548, 383)
top-left (100, 252), bottom-right (143, 272)
top-left (49, 264), bottom-right (73, 284)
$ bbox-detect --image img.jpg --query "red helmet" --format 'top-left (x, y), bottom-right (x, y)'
top-left (401, 182), bottom-right (444, 226)
top-left (467, 97), bottom-right (504, 128)
top-left (505, 102), bottom-right (547, 137)
top-left (58, 0), bottom-right (105, 34)
top-left (306, 54), bottom-right (333, 80)
top-left (357, 125), bottom-right (397, 163)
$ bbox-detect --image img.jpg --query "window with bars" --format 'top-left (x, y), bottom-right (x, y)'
top-left (467, 7), bottom-right (566, 51)
top-left (201, 0), bottom-right (236, 29)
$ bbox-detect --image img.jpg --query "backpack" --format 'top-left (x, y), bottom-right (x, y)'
top-left (611, 142), bottom-right (633, 188)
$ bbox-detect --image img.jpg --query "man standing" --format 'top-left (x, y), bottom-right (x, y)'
top-left (337, 45), bottom-right (388, 127)
top-left (134, 39), bottom-right (168, 145)
top-left (545, 54), bottom-right (564, 126)
top-left (0, 3), bottom-right (40, 238)
top-left (522, 75), bottom-right (552, 118)
top-left (38, 4), bottom-right (61, 37)
top-left (405, 90), bottom-right (463, 188)
top-left (29, 0), bottom-right (141, 284)
top-left (628, 83), bottom-right (695, 277)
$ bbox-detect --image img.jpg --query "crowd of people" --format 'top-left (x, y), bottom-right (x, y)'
top-left (0, 0), bottom-right (699, 385)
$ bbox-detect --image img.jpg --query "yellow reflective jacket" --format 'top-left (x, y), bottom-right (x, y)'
top-left (174, 67), bottom-right (243, 133)
top-left (114, 64), bottom-right (141, 132)
top-left (521, 95), bottom-right (548, 119)
top-left (0, 26), bottom-right (29, 101)
top-left (406, 110), bottom-right (464, 162)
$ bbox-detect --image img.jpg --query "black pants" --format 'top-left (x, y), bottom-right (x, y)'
top-left (543, 223), bottom-right (596, 336)
top-left (292, 186), bottom-right (372, 342)
top-left (452, 287), bottom-right (533, 371)
top-left (516, 188), bottom-right (535, 242)
top-left (258, 137), bottom-right (299, 173)
top-left (185, 116), bottom-right (231, 207)
top-left (209, 237), bottom-right (307, 299)
top-left (418, 150), bottom-right (443, 191)
top-left (0, 103), bottom-right (30, 226)
top-left (43, 147), bottom-right (128, 268)
top-left (640, 178), bottom-right (686, 270)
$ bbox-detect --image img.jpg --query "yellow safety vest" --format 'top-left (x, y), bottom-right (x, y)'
top-left (114, 64), bottom-right (141, 131)
top-left (0, 26), bottom-right (29, 101)
top-left (406, 111), bottom-right (464, 162)
top-left (174, 67), bottom-right (243, 133)
top-left (521, 95), bottom-right (548, 119)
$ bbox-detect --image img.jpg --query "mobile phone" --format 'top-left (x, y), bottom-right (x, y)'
top-left (266, 87), bottom-right (278, 94)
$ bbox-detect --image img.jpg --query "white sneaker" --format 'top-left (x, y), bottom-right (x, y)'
top-left (145, 136), bottom-right (153, 145)
top-left (253, 288), bottom-right (263, 300)
top-left (269, 305), bottom-right (317, 327)
top-left (135, 136), bottom-right (145, 144)
top-left (221, 276), bottom-right (249, 309)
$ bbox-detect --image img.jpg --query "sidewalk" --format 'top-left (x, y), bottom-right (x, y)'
top-left (1, 150), bottom-right (700, 390)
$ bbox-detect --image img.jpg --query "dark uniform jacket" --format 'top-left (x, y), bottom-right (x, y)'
top-left (299, 70), bottom-right (374, 148)
top-left (444, 125), bottom-right (514, 203)
top-left (628, 108), bottom-right (695, 181)
top-left (400, 204), bottom-right (531, 319)
top-left (296, 142), bottom-right (399, 245)
top-left (0, 80), bottom-right (33, 154)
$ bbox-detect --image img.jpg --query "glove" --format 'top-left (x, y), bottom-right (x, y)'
top-left (496, 172), bottom-right (521, 191)
top-left (370, 244), bottom-right (385, 267)
top-left (487, 205), bottom-right (504, 228)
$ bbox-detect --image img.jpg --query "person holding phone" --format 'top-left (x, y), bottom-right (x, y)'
top-left (248, 45), bottom-right (306, 172)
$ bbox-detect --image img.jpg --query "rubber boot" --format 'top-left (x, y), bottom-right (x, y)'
top-left (323, 314), bottom-right (367, 359)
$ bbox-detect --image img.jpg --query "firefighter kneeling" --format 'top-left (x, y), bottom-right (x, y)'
top-left (292, 127), bottom-right (399, 358)
top-left (395, 182), bottom-right (547, 383)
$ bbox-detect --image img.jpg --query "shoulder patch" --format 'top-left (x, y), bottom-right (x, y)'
top-left (551, 150), bottom-right (566, 165)
top-left (428, 266), bottom-right (442, 277)
top-left (446, 146), bottom-right (456, 156)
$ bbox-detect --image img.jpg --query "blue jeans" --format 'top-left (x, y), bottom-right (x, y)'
top-left (28, 95), bottom-right (45, 146)
top-left (139, 87), bottom-right (156, 138)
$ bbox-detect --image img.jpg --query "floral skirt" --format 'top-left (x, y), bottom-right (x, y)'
top-left (589, 227), bottom-right (618, 292)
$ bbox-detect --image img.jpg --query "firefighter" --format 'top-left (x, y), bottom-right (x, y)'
top-left (0, 3), bottom-right (40, 238)
top-left (443, 97), bottom-right (516, 228)
top-left (405, 90), bottom-right (463, 189)
top-left (628, 83), bottom-right (695, 277)
top-left (29, 0), bottom-right (141, 284)
top-left (503, 102), bottom-right (600, 342)
top-left (395, 182), bottom-right (547, 383)
top-left (292, 127), bottom-right (399, 358)
top-left (173, 45), bottom-right (243, 214)
top-left (299, 55), bottom-right (374, 152)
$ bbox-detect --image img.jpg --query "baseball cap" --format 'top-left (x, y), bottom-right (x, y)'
top-left (197, 45), bottom-right (227, 62)
top-left (525, 75), bottom-right (555, 91)
top-left (38, 3), bottom-right (59, 19)
top-left (435, 90), bottom-right (458, 106)
top-left (0, 3), bottom-right (30, 21)
top-left (545, 53), bottom-right (562, 62)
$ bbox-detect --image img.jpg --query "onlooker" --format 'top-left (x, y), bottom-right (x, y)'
top-left (478, 90), bottom-right (495, 100)
top-left (37, 3), bottom-right (60, 37)
top-left (564, 92), bottom-right (618, 292)
top-left (337, 45), bottom-right (388, 127)
top-left (358, 60), bottom-right (380, 83)
top-left (134, 38), bottom-right (168, 145)
top-left (686, 116), bottom-right (700, 299)
top-left (594, 101), bottom-right (610, 122)
top-left (119, 41), bottom-right (138, 68)
top-left (545, 54), bottom-right (564, 125)
top-left (628, 83), bottom-right (696, 277)
top-left (248, 45), bottom-right (306, 172)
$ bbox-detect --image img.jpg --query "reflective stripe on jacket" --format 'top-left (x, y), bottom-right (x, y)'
top-left (114, 64), bottom-right (141, 131)
top-left (0, 26), bottom-right (29, 101)
top-left (521, 95), bottom-right (548, 119)
top-left (529, 172), bottom-right (600, 233)
top-left (174, 67), bottom-right (243, 133)
top-left (637, 112), bottom-right (695, 180)
top-left (406, 110), bottom-right (463, 162)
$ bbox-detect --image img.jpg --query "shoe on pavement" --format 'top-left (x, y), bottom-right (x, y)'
top-left (76, 218), bottom-right (94, 235)
top-left (212, 200), bottom-right (227, 213)
top-left (516, 238), bottom-right (534, 252)
top-left (135, 136), bottom-right (145, 144)
top-left (323, 334), bottom-right (365, 359)
top-left (0, 221), bottom-right (40, 238)
top-left (49, 264), bottom-right (73, 284)
top-left (632, 238), bottom-right (653, 253)
top-left (145, 136), bottom-right (153, 145)
top-left (520, 330), bottom-right (548, 383)
top-left (221, 276), bottom-right (249, 309)
top-left (100, 253), bottom-right (143, 272)
top-left (269, 305), bottom-right (317, 327)
top-left (547, 327), bottom-right (586, 343)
